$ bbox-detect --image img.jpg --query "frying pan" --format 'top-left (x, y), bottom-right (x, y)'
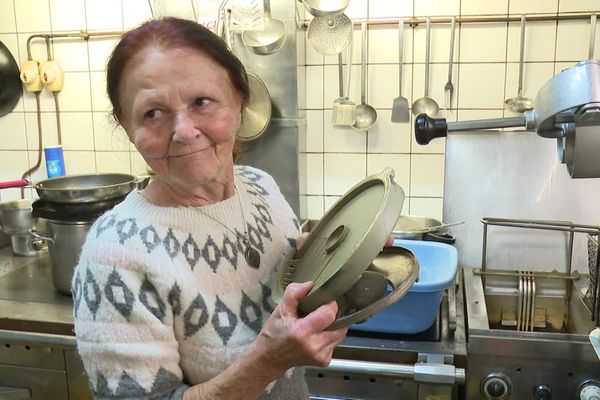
top-left (0, 41), bottom-right (22, 117)
top-left (392, 215), bottom-right (462, 244)
top-left (0, 173), bottom-right (148, 203)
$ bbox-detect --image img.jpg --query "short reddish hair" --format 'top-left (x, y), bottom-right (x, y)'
top-left (106, 17), bottom-right (250, 122)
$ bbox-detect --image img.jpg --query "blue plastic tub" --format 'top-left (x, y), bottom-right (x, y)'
top-left (350, 239), bottom-right (458, 334)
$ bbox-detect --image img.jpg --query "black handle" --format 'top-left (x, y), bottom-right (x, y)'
top-left (415, 113), bottom-right (448, 145)
top-left (424, 232), bottom-right (456, 244)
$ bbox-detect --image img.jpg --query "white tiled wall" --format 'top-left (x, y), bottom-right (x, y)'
top-left (298, 0), bottom-right (600, 221)
top-left (0, 0), bottom-right (152, 201)
top-left (0, 0), bottom-right (599, 220)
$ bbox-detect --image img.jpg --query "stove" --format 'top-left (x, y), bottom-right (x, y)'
top-left (306, 279), bottom-right (467, 400)
top-left (463, 218), bottom-right (600, 400)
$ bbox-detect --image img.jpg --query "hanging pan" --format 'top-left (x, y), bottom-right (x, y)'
top-left (236, 72), bottom-right (272, 142)
top-left (0, 41), bottom-right (22, 117)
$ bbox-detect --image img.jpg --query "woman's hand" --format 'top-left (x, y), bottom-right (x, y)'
top-left (251, 281), bottom-right (347, 380)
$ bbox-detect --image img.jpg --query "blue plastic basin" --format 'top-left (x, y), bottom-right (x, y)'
top-left (349, 239), bottom-right (458, 334)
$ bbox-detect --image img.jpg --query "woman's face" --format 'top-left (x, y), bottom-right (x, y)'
top-left (118, 46), bottom-right (242, 189)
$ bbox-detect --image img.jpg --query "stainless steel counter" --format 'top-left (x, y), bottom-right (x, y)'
top-left (0, 247), bottom-right (74, 338)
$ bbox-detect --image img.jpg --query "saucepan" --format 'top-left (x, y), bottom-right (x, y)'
top-left (392, 215), bottom-right (463, 244)
top-left (0, 173), bottom-right (150, 204)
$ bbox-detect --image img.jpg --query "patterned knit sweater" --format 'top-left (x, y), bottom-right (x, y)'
top-left (72, 165), bottom-right (309, 400)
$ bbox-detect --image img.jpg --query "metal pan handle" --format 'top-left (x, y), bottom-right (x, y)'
top-left (0, 179), bottom-right (29, 190)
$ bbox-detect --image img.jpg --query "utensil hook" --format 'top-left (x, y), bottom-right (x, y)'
top-left (517, 15), bottom-right (527, 97)
top-left (424, 17), bottom-right (431, 96)
top-left (589, 14), bottom-right (597, 59)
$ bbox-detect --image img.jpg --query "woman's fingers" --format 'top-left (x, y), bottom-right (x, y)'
top-left (300, 300), bottom-right (339, 332)
top-left (280, 281), bottom-right (314, 317)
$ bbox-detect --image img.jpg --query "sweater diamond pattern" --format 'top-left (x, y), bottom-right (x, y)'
top-left (139, 224), bottom-right (161, 253)
top-left (104, 270), bottom-right (135, 319)
top-left (183, 293), bottom-right (209, 337)
top-left (139, 277), bottom-right (166, 322)
top-left (163, 229), bottom-right (181, 259)
top-left (84, 268), bottom-right (102, 319)
top-left (167, 283), bottom-right (182, 316)
top-left (212, 296), bottom-right (238, 345)
top-left (182, 234), bottom-right (201, 269)
top-left (240, 291), bottom-right (263, 334)
top-left (201, 234), bottom-right (221, 272)
top-left (261, 282), bottom-right (275, 313)
top-left (95, 214), bottom-right (116, 237)
top-left (115, 218), bottom-right (138, 244)
top-left (73, 270), bottom-right (82, 317)
top-left (221, 234), bottom-right (242, 270)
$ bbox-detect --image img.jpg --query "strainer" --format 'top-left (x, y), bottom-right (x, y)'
top-left (307, 12), bottom-right (352, 55)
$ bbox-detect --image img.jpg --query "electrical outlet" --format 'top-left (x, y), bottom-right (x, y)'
top-left (19, 59), bottom-right (43, 92)
top-left (40, 60), bottom-right (64, 92)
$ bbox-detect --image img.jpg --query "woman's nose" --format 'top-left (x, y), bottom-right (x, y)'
top-left (172, 110), bottom-right (200, 142)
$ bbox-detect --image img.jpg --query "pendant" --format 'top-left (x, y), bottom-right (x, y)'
top-left (244, 240), bottom-right (261, 269)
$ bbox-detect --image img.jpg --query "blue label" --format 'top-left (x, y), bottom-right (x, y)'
top-left (46, 160), bottom-right (64, 177)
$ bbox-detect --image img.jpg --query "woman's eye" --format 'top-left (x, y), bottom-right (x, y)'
top-left (194, 97), bottom-right (210, 108)
top-left (144, 109), bottom-right (158, 119)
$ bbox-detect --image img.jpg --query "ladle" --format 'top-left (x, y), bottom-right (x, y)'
top-left (352, 22), bottom-right (377, 131)
top-left (412, 18), bottom-right (439, 117)
top-left (505, 15), bottom-right (534, 112)
top-left (241, 0), bottom-right (286, 56)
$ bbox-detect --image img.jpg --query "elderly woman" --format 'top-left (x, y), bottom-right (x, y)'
top-left (72, 17), bottom-right (347, 400)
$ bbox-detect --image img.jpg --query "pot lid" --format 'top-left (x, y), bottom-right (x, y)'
top-left (0, 41), bottom-right (22, 118)
top-left (275, 168), bottom-right (416, 328)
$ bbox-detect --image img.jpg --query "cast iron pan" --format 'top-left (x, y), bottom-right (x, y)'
top-left (0, 41), bottom-right (21, 117)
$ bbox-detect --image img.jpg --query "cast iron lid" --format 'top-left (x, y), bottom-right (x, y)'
top-left (32, 197), bottom-right (125, 222)
top-left (275, 168), bottom-right (418, 329)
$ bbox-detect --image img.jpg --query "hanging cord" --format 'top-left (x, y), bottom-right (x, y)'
top-left (53, 92), bottom-right (62, 145)
top-left (45, 37), bottom-right (63, 145)
top-left (20, 93), bottom-right (44, 199)
top-left (19, 37), bottom-right (51, 199)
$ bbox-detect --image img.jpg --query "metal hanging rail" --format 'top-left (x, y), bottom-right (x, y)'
top-left (302, 13), bottom-right (598, 28)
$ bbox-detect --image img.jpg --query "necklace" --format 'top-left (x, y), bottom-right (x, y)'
top-left (191, 187), bottom-right (260, 269)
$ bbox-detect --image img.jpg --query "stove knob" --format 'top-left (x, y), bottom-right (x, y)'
top-left (481, 373), bottom-right (511, 400)
top-left (534, 384), bottom-right (552, 400)
top-left (580, 381), bottom-right (600, 400)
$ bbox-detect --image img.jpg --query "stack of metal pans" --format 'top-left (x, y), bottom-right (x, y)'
top-left (274, 168), bottom-right (419, 329)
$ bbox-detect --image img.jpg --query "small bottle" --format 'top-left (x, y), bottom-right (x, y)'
top-left (44, 145), bottom-right (66, 178)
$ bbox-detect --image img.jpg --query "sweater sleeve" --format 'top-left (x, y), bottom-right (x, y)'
top-left (72, 236), bottom-right (189, 400)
